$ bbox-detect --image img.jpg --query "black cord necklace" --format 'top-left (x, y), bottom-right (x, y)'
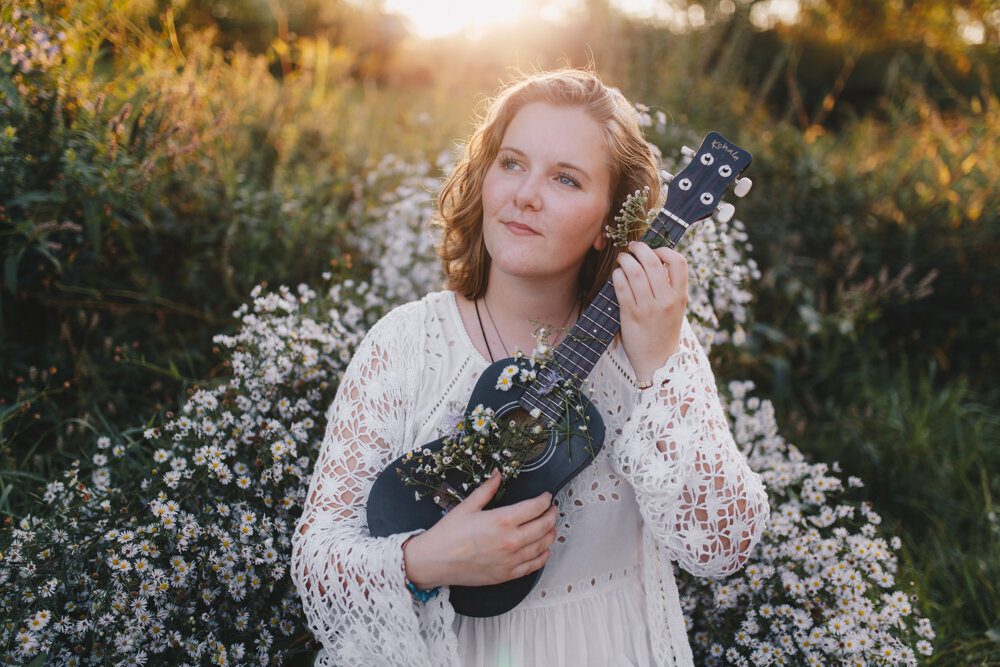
top-left (474, 298), bottom-right (498, 362)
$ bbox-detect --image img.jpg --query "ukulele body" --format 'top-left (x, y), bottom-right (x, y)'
top-left (366, 356), bottom-right (606, 617)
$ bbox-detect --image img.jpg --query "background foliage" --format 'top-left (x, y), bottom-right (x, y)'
top-left (2, 0), bottom-right (998, 662)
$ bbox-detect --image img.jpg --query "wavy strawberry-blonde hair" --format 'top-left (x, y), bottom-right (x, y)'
top-left (434, 68), bottom-right (661, 305)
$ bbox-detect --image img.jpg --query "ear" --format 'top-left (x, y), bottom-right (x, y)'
top-left (592, 231), bottom-right (608, 252)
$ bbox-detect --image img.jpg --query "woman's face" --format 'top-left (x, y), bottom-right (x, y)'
top-left (481, 102), bottom-right (612, 288)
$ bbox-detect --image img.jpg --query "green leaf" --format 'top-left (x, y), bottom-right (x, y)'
top-left (83, 197), bottom-right (101, 256)
top-left (4, 251), bottom-right (21, 296)
top-left (0, 59), bottom-right (23, 114)
top-left (0, 481), bottom-right (13, 517)
top-left (6, 189), bottom-right (55, 209)
top-left (25, 652), bottom-right (49, 667)
top-left (35, 242), bottom-right (63, 273)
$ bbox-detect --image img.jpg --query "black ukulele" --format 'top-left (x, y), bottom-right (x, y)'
top-left (366, 132), bottom-right (752, 617)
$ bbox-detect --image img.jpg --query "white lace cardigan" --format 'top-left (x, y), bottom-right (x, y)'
top-left (291, 291), bottom-right (769, 666)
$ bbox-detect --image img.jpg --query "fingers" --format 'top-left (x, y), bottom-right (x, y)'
top-left (612, 241), bottom-right (689, 381)
top-left (615, 242), bottom-right (686, 305)
top-left (455, 469), bottom-right (502, 513)
top-left (421, 485), bottom-right (557, 587)
top-left (611, 264), bottom-right (635, 307)
top-left (627, 241), bottom-right (673, 299)
top-left (653, 246), bottom-right (689, 295)
top-left (492, 489), bottom-right (552, 526)
top-left (511, 538), bottom-right (555, 578)
top-left (516, 504), bottom-right (558, 543)
top-left (509, 514), bottom-right (557, 578)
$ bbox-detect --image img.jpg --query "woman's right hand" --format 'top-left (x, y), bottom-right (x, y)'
top-left (401, 470), bottom-right (558, 589)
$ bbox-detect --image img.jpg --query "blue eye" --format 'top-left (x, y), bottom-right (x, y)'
top-left (558, 173), bottom-right (580, 187)
top-left (498, 153), bottom-right (521, 171)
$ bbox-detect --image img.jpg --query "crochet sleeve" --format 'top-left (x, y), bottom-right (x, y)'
top-left (291, 303), bottom-right (458, 666)
top-left (610, 317), bottom-right (769, 578)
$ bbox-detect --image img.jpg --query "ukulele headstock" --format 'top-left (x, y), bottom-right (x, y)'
top-left (657, 132), bottom-right (752, 246)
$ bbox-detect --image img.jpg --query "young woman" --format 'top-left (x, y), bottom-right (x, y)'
top-left (292, 69), bottom-right (768, 666)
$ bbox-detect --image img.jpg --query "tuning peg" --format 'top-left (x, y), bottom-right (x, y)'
top-left (681, 146), bottom-right (696, 158)
top-left (734, 177), bottom-right (753, 197)
top-left (661, 170), bottom-right (674, 184)
top-left (715, 202), bottom-right (735, 223)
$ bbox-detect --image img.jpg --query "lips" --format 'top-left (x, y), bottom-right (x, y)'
top-left (503, 221), bottom-right (539, 236)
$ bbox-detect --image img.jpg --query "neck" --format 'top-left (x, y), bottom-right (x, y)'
top-left (482, 269), bottom-right (580, 352)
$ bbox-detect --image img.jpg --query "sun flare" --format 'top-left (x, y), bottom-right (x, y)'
top-left (384, 0), bottom-right (526, 39)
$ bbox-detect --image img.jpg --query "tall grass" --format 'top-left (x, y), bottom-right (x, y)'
top-left (1, 6), bottom-right (458, 509)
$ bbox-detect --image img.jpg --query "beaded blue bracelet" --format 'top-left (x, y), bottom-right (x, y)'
top-left (406, 580), bottom-right (440, 603)
top-left (401, 534), bottom-right (440, 603)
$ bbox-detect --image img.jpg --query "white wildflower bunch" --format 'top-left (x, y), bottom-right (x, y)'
top-left (0, 7), bottom-right (67, 75)
top-left (350, 152), bottom-right (447, 304)
top-left (676, 380), bottom-right (935, 665)
top-left (0, 279), bottom-right (381, 664)
top-left (680, 212), bottom-right (759, 351)
top-left (398, 343), bottom-right (596, 508)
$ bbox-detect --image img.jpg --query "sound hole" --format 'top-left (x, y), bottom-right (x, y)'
top-left (502, 407), bottom-right (549, 463)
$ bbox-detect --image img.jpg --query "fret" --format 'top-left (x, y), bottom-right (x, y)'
top-left (522, 389), bottom-right (565, 422)
top-left (643, 210), bottom-right (687, 250)
top-left (578, 312), bottom-right (616, 337)
top-left (554, 348), bottom-right (590, 378)
top-left (570, 336), bottom-right (609, 362)
top-left (551, 282), bottom-right (620, 381)
top-left (654, 208), bottom-right (690, 230)
top-left (594, 290), bottom-right (618, 319)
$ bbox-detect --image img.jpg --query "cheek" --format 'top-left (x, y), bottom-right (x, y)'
top-left (575, 195), bottom-right (610, 242)
top-left (481, 169), bottom-right (506, 214)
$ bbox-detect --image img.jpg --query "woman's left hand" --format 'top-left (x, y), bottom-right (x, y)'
top-left (612, 241), bottom-right (689, 384)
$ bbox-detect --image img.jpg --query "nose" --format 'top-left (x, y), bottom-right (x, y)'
top-left (513, 173), bottom-right (542, 211)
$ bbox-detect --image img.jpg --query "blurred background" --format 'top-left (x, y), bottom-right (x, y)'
top-left (2, 0), bottom-right (998, 661)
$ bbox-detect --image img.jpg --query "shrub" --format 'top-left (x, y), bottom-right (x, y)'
top-left (0, 146), bottom-right (444, 663)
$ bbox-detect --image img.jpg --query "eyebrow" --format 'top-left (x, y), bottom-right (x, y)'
top-left (499, 146), bottom-right (592, 182)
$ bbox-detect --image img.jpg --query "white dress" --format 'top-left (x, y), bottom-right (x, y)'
top-left (291, 291), bottom-right (768, 666)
